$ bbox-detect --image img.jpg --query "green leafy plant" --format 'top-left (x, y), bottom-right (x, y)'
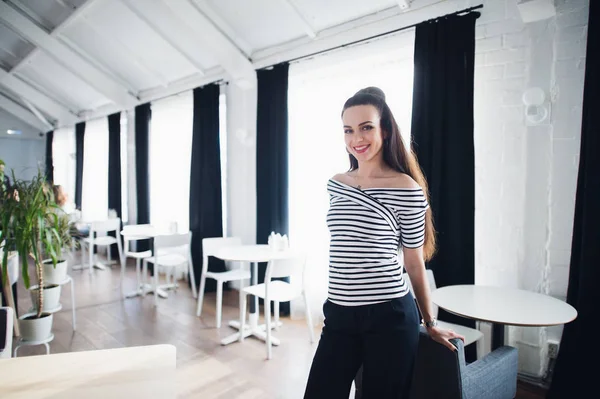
top-left (0, 169), bottom-right (63, 318)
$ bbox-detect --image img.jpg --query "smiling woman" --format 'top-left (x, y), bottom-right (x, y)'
top-left (287, 28), bottom-right (415, 326)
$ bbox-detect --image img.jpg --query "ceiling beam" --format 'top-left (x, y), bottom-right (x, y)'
top-left (20, 97), bottom-right (55, 131)
top-left (121, 0), bottom-right (206, 75)
top-left (0, 68), bottom-right (77, 123)
top-left (280, 0), bottom-right (317, 38)
top-left (162, 0), bottom-right (256, 89)
top-left (0, 92), bottom-right (50, 131)
top-left (191, 0), bottom-right (253, 57)
top-left (0, 1), bottom-right (138, 108)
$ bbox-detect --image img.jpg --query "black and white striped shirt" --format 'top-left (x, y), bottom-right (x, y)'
top-left (326, 179), bottom-right (429, 306)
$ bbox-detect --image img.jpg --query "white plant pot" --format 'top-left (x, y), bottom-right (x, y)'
top-left (19, 312), bottom-right (53, 342)
top-left (29, 284), bottom-right (62, 312)
top-left (43, 259), bottom-right (68, 285)
top-left (7, 253), bottom-right (19, 285)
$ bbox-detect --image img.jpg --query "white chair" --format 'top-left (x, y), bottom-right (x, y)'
top-left (0, 307), bottom-right (14, 359)
top-left (143, 232), bottom-right (196, 307)
top-left (403, 269), bottom-right (484, 356)
top-left (196, 237), bottom-right (250, 328)
top-left (121, 224), bottom-right (154, 298)
top-left (81, 218), bottom-right (124, 274)
top-left (239, 253), bottom-right (315, 359)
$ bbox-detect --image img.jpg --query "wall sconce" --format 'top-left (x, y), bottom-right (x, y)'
top-left (522, 87), bottom-right (550, 125)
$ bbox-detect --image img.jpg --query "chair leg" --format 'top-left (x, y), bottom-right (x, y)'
top-left (303, 292), bottom-right (315, 343)
top-left (196, 273), bottom-right (207, 317)
top-left (142, 260), bottom-right (148, 294)
top-left (216, 281), bottom-right (223, 328)
top-left (107, 247), bottom-right (112, 266)
top-left (135, 258), bottom-right (141, 291)
top-left (265, 298), bottom-right (272, 360)
top-left (239, 293), bottom-right (247, 342)
top-left (88, 243), bottom-right (94, 274)
top-left (120, 254), bottom-right (125, 299)
top-left (153, 264), bottom-right (159, 307)
top-left (188, 260), bottom-right (197, 299)
top-left (70, 277), bottom-right (76, 331)
top-left (274, 301), bottom-right (280, 331)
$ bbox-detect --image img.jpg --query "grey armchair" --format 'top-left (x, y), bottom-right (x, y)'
top-left (1, 307), bottom-right (14, 359)
top-left (355, 327), bottom-right (518, 399)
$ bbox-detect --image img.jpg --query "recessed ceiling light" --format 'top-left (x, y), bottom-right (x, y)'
top-left (7, 129), bottom-right (22, 135)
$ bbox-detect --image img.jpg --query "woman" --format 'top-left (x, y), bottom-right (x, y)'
top-left (303, 87), bottom-right (464, 398)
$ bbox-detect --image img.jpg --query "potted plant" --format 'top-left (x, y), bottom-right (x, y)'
top-left (42, 208), bottom-right (78, 285)
top-left (0, 169), bottom-right (64, 341)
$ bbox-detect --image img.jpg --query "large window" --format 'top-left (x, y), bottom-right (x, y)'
top-left (81, 117), bottom-right (109, 222)
top-left (288, 30), bottom-right (416, 322)
top-left (149, 91), bottom-right (193, 233)
top-left (52, 126), bottom-right (76, 211)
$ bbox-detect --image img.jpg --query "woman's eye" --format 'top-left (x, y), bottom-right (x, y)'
top-left (344, 129), bottom-right (352, 134)
top-left (362, 125), bottom-right (373, 131)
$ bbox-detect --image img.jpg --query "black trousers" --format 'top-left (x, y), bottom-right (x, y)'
top-left (304, 294), bottom-right (420, 399)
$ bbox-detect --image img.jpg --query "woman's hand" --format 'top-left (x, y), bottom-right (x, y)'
top-left (426, 326), bottom-right (465, 351)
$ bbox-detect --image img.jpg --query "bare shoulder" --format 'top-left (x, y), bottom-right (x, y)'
top-left (330, 173), bottom-right (352, 185)
top-left (387, 172), bottom-right (421, 189)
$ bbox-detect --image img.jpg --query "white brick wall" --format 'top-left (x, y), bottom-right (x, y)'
top-left (473, 0), bottom-right (588, 378)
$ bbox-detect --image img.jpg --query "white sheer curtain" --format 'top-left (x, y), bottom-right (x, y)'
top-left (120, 112), bottom-right (128, 223)
top-left (81, 117), bottom-right (109, 222)
top-left (149, 91), bottom-right (193, 233)
top-left (288, 30), bottom-right (416, 322)
top-left (52, 126), bottom-right (76, 211)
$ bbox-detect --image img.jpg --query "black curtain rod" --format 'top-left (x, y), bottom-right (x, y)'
top-left (260, 4), bottom-right (483, 68)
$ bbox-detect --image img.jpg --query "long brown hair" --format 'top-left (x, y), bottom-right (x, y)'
top-left (342, 87), bottom-right (436, 261)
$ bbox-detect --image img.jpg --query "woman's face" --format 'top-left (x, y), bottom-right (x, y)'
top-left (342, 105), bottom-right (385, 163)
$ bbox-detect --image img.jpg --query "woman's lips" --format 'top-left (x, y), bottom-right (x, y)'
top-left (354, 145), bottom-right (370, 154)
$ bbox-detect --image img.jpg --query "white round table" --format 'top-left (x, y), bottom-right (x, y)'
top-left (431, 285), bottom-right (578, 349)
top-left (213, 244), bottom-right (298, 346)
top-left (120, 225), bottom-right (179, 299)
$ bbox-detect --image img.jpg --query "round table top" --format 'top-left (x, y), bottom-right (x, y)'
top-left (214, 244), bottom-right (298, 263)
top-left (431, 285), bottom-right (578, 327)
top-left (120, 225), bottom-right (172, 239)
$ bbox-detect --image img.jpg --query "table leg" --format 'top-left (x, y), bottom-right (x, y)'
top-left (220, 261), bottom-right (281, 346)
top-left (491, 323), bottom-right (506, 350)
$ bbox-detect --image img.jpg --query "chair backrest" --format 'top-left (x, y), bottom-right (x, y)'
top-left (264, 252), bottom-right (307, 282)
top-left (0, 307), bottom-right (14, 359)
top-left (90, 218), bottom-right (121, 236)
top-left (354, 328), bottom-right (464, 399)
top-left (402, 269), bottom-right (439, 317)
top-left (122, 224), bottom-right (153, 241)
top-left (410, 328), bottom-right (464, 398)
top-left (154, 232), bottom-right (191, 252)
top-left (202, 237), bottom-right (242, 257)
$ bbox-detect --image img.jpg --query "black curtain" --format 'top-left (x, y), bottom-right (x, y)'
top-left (108, 112), bottom-right (122, 258)
top-left (410, 13), bottom-right (479, 360)
top-left (256, 63), bottom-right (290, 315)
top-left (547, 3), bottom-right (599, 398)
top-left (189, 84), bottom-right (225, 291)
top-left (45, 130), bottom-right (54, 183)
top-left (135, 103), bottom-right (151, 252)
top-left (75, 122), bottom-right (85, 210)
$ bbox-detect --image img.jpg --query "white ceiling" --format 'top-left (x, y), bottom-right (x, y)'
top-left (0, 0), bottom-right (465, 139)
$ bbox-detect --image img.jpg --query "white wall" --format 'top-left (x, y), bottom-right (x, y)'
top-left (473, 0), bottom-right (588, 377)
top-left (0, 137), bottom-right (45, 181)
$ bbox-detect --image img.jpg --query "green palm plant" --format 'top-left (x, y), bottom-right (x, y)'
top-left (0, 169), bottom-right (63, 319)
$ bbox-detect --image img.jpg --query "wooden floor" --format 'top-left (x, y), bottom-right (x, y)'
top-left (13, 252), bottom-right (547, 398)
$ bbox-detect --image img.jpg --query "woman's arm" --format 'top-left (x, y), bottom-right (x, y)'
top-left (404, 246), bottom-right (465, 351)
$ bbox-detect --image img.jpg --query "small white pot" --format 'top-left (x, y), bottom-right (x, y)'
top-left (7, 253), bottom-right (19, 285)
top-left (43, 259), bottom-right (68, 285)
top-left (19, 312), bottom-right (53, 342)
top-left (29, 284), bottom-right (62, 312)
